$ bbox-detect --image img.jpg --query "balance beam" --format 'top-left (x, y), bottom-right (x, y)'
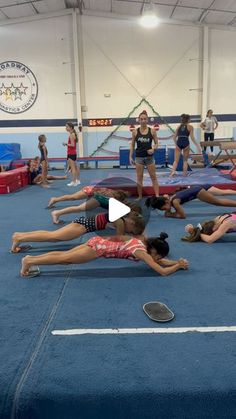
top-left (199, 140), bottom-right (236, 170)
top-left (219, 142), bottom-right (236, 173)
top-left (200, 140), bottom-right (224, 148)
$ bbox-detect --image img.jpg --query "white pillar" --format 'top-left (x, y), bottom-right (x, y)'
top-left (201, 25), bottom-right (209, 122)
top-left (72, 9), bottom-right (84, 156)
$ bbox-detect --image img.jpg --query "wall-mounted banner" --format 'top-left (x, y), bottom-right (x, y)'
top-left (0, 61), bottom-right (38, 114)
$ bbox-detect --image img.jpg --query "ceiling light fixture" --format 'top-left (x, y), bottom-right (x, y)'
top-left (140, 1), bottom-right (159, 29)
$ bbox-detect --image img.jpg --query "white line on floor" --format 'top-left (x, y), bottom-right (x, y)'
top-left (51, 326), bottom-right (236, 336)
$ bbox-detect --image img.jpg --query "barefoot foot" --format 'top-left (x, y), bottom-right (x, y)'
top-left (51, 210), bottom-right (60, 224)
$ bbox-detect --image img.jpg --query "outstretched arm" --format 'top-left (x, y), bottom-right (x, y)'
top-left (200, 222), bottom-right (231, 243)
top-left (165, 201), bottom-right (186, 219)
top-left (159, 258), bottom-right (188, 267)
top-left (135, 250), bottom-right (189, 276)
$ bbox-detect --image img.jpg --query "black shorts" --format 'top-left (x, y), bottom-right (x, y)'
top-left (67, 154), bottom-right (77, 161)
top-left (30, 171), bottom-right (41, 184)
top-left (73, 216), bottom-right (96, 233)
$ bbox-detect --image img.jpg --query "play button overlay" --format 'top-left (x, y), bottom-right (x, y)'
top-left (85, 175), bottom-right (151, 236)
top-left (108, 198), bottom-right (131, 222)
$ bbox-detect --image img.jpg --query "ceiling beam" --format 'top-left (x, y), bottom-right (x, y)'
top-left (30, 2), bottom-right (39, 14)
top-left (198, 0), bottom-right (215, 23)
top-left (0, 0), bottom-right (43, 9)
top-left (114, 0), bottom-right (236, 15)
top-left (169, 0), bottom-right (179, 19)
top-left (228, 15), bottom-right (236, 25)
top-left (0, 7), bottom-right (9, 18)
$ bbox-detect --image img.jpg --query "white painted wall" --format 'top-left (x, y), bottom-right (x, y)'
top-left (0, 12), bottom-right (236, 159)
top-left (0, 14), bottom-right (75, 120)
top-left (209, 28), bottom-right (236, 114)
top-left (82, 16), bottom-right (201, 118)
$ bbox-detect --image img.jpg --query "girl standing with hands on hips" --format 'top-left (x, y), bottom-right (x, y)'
top-left (63, 122), bottom-right (80, 187)
top-left (170, 114), bottom-right (201, 177)
top-left (200, 109), bottom-right (218, 153)
top-left (129, 110), bottom-right (159, 200)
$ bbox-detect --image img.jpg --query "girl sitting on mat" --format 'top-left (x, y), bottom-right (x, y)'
top-left (11, 207), bottom-right (145, 253)
top-left (182, 213), bottom-right (236, 243)
top-left (145, 184), bottom-right (236, 219)
top-left (50, 187), bottom-right (129, 224)
top-left (20, 232), bottom-right (189, 278)
top-left (170, 114), bottom-right (201, 177)
top-left (28, 158), bottom-right (67, 186)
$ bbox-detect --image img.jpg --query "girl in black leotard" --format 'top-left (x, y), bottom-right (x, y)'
top-left (171, 114), bottom-right (201, 177)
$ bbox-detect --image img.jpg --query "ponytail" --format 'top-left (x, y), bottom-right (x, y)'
top-left (182, 220), bottom-right (215, 242)
top-left (66, 122), bottom-right (78, 143)
top-left (146, 232), bottom-right (169, 258)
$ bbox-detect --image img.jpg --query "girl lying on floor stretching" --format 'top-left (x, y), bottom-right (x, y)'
top-left (182, 212), bottom-right (236, 243)
top-left (11, 209), bottom-right (145, 253)
top-left (48, 186), bottom-right (129, 224)
top-left (21, 233), bottom-right (189, 278)
top-left (145, 184), bottom-right (236, 219)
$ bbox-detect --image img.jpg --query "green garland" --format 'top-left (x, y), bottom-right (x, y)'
top-left (89, 98), bottom-right (175, 157)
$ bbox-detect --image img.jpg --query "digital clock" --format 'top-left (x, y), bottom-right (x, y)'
top-left (88, 118), bottom-right (113, 127)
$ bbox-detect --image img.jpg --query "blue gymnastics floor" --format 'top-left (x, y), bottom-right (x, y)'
top-left (1, 169), bottom-right (236, 419)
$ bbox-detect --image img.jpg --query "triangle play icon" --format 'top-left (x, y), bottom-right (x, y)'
top-left (108, 198), bottom-right (131, 222)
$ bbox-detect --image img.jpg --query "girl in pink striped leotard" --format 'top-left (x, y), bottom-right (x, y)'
top-left (21, 233), bottom-right (189, 277)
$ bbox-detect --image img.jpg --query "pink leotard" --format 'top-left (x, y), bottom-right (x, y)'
top-left (82, 186), bottom-right (95, 197)
top-left (82, 186), bottom-right (115, 198)
top-left (219, 213), bottom-right (236, 233)
top-left (230, 213), bottom-right (236, 222)
top-left (86, 236), bottom-right (146, 260)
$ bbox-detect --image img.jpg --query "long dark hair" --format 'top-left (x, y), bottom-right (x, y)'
top-left (146, 232), bottom-right (169, 258)
top-left (177, 114), bottom-right (190, 134)
top-left (182, 221), bottom-right (215, 242)
top-left (66, 122), bottom-right (78, 143)
top-left (145, 196), bottom-right (166, 211)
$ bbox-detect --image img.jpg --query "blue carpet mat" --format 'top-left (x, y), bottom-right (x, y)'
top-left (0, 169), bottom-right (236, 419)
